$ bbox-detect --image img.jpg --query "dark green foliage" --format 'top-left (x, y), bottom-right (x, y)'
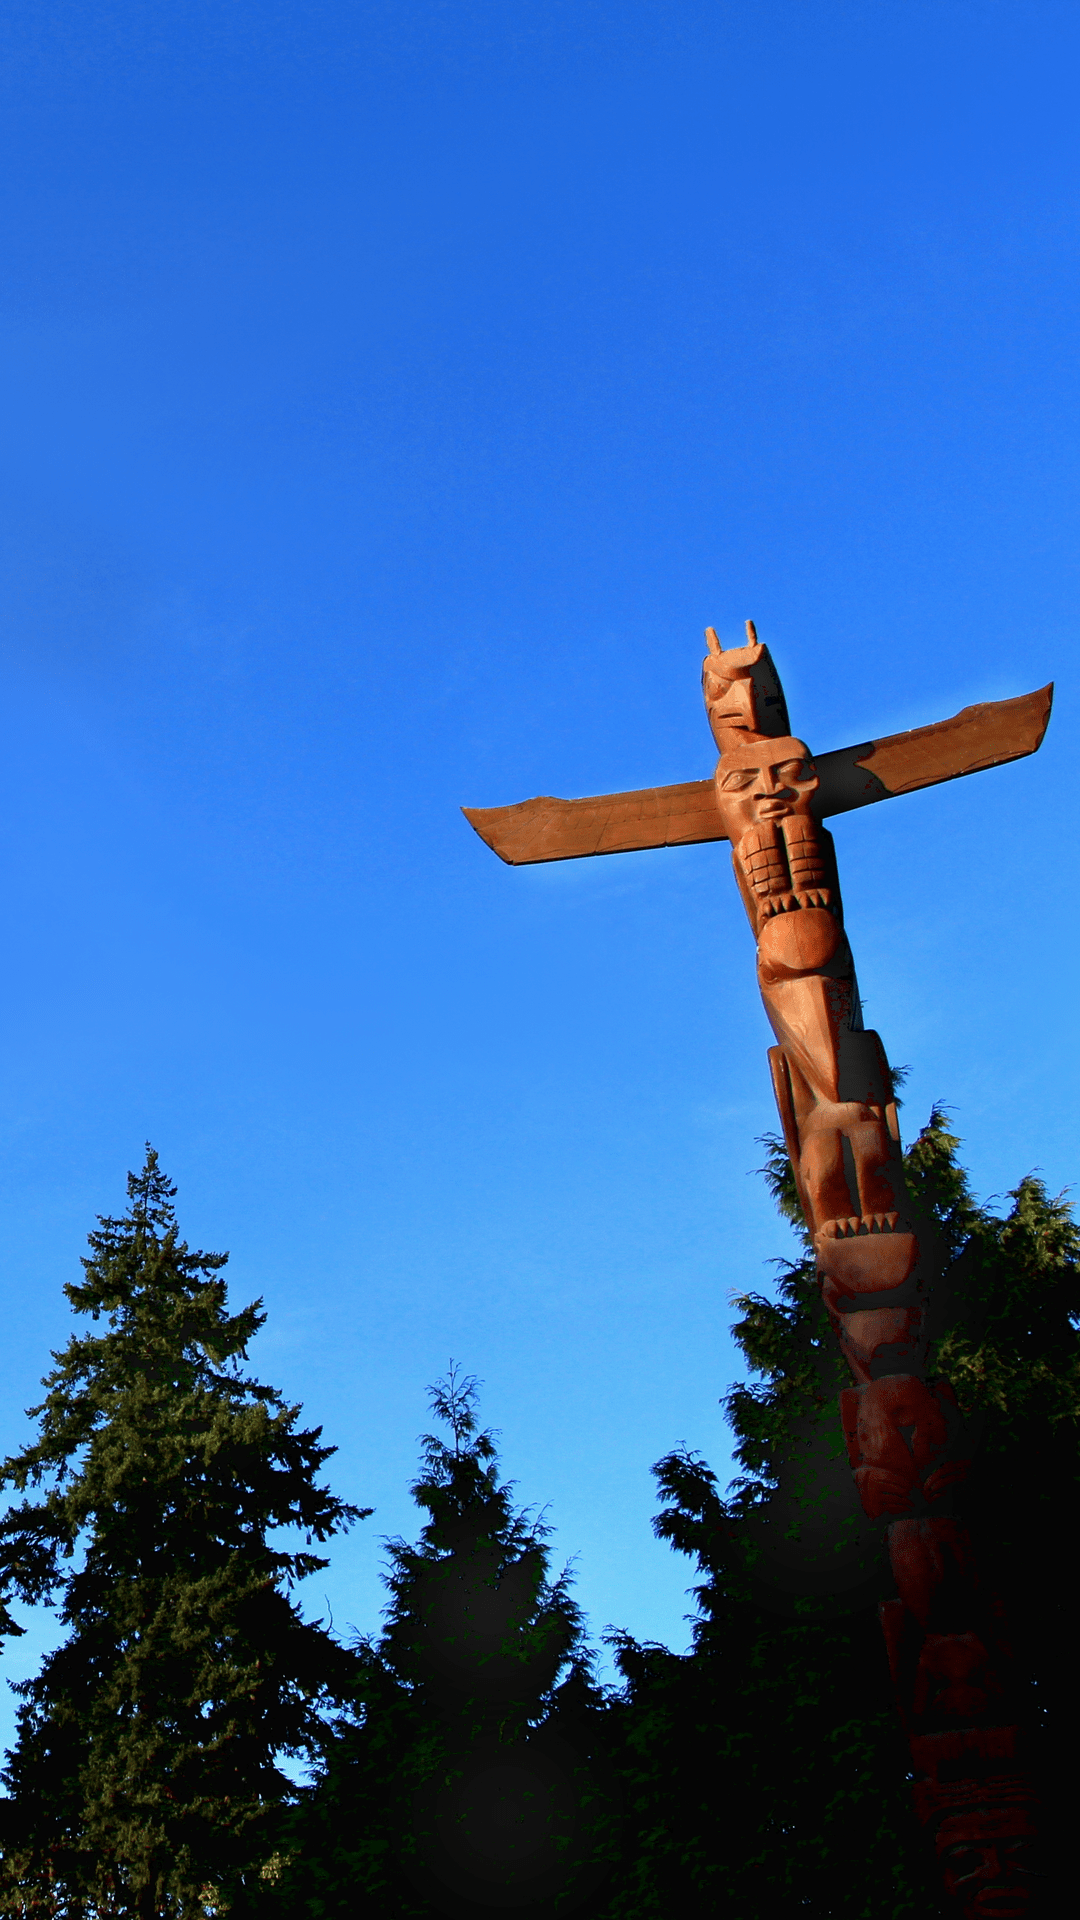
top-left (379, 1369), bottom-right (581, 1743)
top-left (2, 1115), bottom-right (1072, 1917)
top-left (596, 1465), bottom-right (923, 1919)
top-left (923, 1136), bottom-right (1080, 1858)
top-left (269, 1368), bottom-right (619, 1917)
top-left (0, 1150), bottom-right (366, 1919)
top-left (597, 1108), bottom-right (1080, 1917)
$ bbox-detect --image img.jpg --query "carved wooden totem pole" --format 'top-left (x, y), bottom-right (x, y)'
top-left (463, 627), bottom-right (1053, 1917)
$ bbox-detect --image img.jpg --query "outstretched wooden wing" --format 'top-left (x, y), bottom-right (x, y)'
top-left (812, 682), bottom-right (1053, 818)
top-left (462, 777), bottom-right (721, 865)
top-left (462, 683), bottom-right (1053, 866)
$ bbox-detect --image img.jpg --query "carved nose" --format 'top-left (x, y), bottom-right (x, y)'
top-left (757, 772), bottom-right (792, 798)
top-left (973, 1849), bottom-right (1003, 1881)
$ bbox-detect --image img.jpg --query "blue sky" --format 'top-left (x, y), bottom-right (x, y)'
top-left (0, 0), bottom-right (1077, 1729)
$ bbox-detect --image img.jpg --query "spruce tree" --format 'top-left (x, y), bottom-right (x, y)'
top-left (600, 1109), bottom-right (1079, 1917)
top-left (274, 1367), bottom-right (618, 1917)
top-left (0, 1149), bottom-right (367, 1919)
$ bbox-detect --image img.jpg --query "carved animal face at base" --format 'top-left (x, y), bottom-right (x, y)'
top-left (713, 737), bottom-right (819, 839)
top-left (936, 1806), bottom-right (1040, 1920)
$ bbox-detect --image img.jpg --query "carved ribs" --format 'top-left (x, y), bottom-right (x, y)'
top-left (741, 821), bottom-right (789, 898)
top-left (739, 817), bottom-right (836, 921)
top-left (782, 815), bottom-right (832, 898)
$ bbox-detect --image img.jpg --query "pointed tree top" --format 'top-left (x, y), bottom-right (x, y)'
top-left (126, 1144), bottom-right (179, 1237)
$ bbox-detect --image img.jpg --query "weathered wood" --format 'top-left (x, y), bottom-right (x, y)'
top-left (813, 682), bottom-right (1053, 817)
top-left (462, 683), bottom-right (1053, 864)
top-left (462, 777), bottom-right (720, 865)
top-left (464, 624), bottom-right (1055, 1912)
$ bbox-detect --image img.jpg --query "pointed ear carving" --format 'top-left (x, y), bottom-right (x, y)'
top-left (704, 620), bottom-right (760, 658)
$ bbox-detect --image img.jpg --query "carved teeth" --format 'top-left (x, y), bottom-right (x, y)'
top-left (873, 1211), bottom-right (899, 1232)
top-left (817, 1213), bottom-right (904, 1239)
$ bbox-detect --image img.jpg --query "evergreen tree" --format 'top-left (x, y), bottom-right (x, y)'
top-left (273, 1367), bottom-right (619, 1917)
top-left (599, 1108), bottom-right (1079, 1917)
top-left (0, 1149), bottom-right (367, 1919)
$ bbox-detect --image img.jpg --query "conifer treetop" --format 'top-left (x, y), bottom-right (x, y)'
top-left (0, 1148), bottom-right (369, 1919)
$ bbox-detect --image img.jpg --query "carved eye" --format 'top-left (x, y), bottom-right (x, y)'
top-left (720, 768), bottom-right (757, 792)
top-left (942, 1848), bottom-right (984, 1878)
top-left (778, 759), bottom-right (813, 781)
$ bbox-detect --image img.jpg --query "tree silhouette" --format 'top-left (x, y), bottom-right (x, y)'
top-left (0, 1148), bottom-right (366, 1919)
top-left (272, 1366), bottom-right (618, 1917)
top-left (599, 1109), bottom-right (1079, 1916)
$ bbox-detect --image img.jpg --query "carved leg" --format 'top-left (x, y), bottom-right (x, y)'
top-left (767, 1024), bottom-right (906, 1236)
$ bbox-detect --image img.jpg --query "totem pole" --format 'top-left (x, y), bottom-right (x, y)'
top-left (463, 626), bottom-right (1053, 1917)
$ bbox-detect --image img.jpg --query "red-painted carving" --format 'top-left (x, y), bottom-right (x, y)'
top-left (703, 625), bottom-right (1042, 1909)
top-left (463, 622), bottom-right (1054, 1909)
top-left (914, 1764), bottom-right (1040, 1919)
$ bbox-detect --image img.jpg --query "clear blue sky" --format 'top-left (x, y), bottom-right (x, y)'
top-left (0, 1), bottom-right (1077, 1730)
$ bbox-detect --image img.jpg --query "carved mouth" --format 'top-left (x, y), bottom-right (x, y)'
top-left (759, 889), bottom-right (834, 918)
top-left (818, 1212), bottom-right (901, 1238)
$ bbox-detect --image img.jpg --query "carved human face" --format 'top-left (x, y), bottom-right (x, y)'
top-left (936, 1807), bottom-right (1039, 1919)
top-left (713, 736), bottom-right (819, 838)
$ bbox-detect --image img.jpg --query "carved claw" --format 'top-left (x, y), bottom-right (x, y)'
top-left (922, 1459), bottom-right (972, 1502)
top-left (854, 1465), bottom-right (919, 1519)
